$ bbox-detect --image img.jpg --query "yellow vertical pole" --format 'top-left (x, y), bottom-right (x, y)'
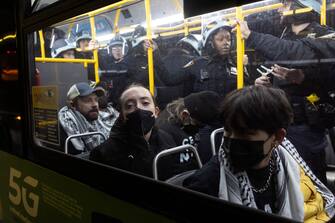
top-left (114, 9), bottom-right (121, 34)
top-left (236, 7), bottom-right (244, 89)
top-left (67, 23), bottom-right (75, 38)
top-left (38, 30), bottom-right (46, 58)
top-left (89, 15), bottom-right (100, 82)
top-left (145, 0), bottom-right (155, 95)
top-left (321, 0), bottom-right (327, 25)
top-left (184, 19), bottom-right (189, 36)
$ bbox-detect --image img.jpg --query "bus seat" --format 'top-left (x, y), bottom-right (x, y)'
top-left (65, 131), bottom-right (107, 154)
top-left (153, 144), bottom-right (203, 180)
top-left (326, 127), bottom-right (335, 193)
top-left (210, 127), bottom-right (224, 156)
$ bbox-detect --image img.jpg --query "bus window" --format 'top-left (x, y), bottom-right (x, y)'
top-left (32, 0), bottom-right (61, 12)
top-left (29, 0), bottom-right (187, 153)
top-left (22, 0), bottom-right (335, 222)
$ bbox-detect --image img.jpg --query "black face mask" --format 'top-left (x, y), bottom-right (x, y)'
top-left (125, 109), bottom-right (155, 136)
top-left (223, 136), bottom-right (272, 171)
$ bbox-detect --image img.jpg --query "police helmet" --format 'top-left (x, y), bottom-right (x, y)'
top-left (51, 39), bottom-right (76, 58)
top-left (176, 34), bottom-right (202, 56)
top-left (109, 34), bottom-right (129, 55)
top-left (201, 20), bottom-right (232, 51)
top-left (282, 0), bottom-right (321, 14)
top-left (75, 30), bottom-right (92, 47)
top-left (131, 25), bottom-right (147, 48)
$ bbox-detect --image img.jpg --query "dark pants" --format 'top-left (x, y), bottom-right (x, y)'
top-left (287, 124), bottom-right (328, 185)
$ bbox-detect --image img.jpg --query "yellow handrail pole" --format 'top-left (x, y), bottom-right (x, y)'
top-left (282, 7), bottom-right (313, 16)
top-left (89, 15), bottom-right (100, 83)
top-left (242, 3), bottom-right (283, 16)
top-left (236, 7), bottom-right (244, 89)
top-left (184, 18), bottom-right (189, 36)
top-left (321, 0), bottom-right (327, 25)
top-left (35, 57), bottom-right (95, 63)
top-left (67, 23), bottom-right (75, 39)
top-left (145, 0), bottom-right (155, 95)
top-left (113, 8), bottom-right (122, 34)
top-left (38, 30), bottom-right (46, 58)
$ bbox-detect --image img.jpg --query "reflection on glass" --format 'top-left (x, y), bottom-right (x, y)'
top-left (27, 1), bottom-right (335, 221)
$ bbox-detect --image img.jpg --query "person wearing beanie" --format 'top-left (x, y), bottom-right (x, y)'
top-left (156, 90), bottom-right (222, 165)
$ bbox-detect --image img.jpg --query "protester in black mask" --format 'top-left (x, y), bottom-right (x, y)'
top-left (156, 91), bottom-right (221, 165)
top-left (183, 86), bottom-right (335, 222)
top-left (89, 84), bottom-right (177, 179)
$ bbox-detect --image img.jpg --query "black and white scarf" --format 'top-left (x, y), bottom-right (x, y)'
top-left (58, 106), bottom-right (118, 152)
top-left (218, 137), bottom-right (335, 222)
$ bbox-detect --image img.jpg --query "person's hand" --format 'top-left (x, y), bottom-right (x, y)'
top-left (88, 40), bottom-right (100, 50)
top-left (243, 54), bottom-right (249, 65)
top-left (143, 39), bottom-right (158, 51)
top-left (272, 64), bottom-right (305, 84)
top-left (232, 19), bottom-right (251, 40)
top-left (255, 75), bottom-right (271, 87)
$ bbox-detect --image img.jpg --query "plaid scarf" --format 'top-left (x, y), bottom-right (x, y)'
top-left (218, 137), bottom-right (335, 222)
top-left (59, 106), bottom-right (118, 152)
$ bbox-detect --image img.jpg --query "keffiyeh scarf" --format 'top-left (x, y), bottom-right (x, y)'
top-left (59, 106), bottom-right (117, 152)
top-left (218, 137), bottom-right (335, 222)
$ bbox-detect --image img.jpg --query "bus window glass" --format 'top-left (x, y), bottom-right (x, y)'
top-left (27, 0), bottom-right (335, 220)
top-left (32, 0), bottom-right (61, 12)
top-left (30, 0), bottom-right (149, 153)
top-left (28, 0), bottom-right (189, 159)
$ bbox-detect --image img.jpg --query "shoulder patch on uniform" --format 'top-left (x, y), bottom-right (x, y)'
top-left (183, 60), bottom-right (195, 68)
top-left (306, 33), bottom-right (317, 39)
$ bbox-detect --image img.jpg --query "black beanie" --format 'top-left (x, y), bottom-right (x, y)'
top-left (184, 91), bottom-right (221, 125)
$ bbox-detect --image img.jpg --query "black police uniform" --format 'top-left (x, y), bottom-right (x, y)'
top-left (126, 48), bottom-right (177, 108)
top-left (75, 51), bottom-right (95, 81)
top-left (247, 20), bottom-right (335, 184)
top-left (99, 52), bottom-right (131, 109)
top-left (162, 47), bottom-right (197, 98)
top-left (185, 55), bottom-right (247, 99)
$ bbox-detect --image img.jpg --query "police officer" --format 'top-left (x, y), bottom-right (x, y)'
top-left (75, 30), bottom-right (93, 59)
top-left (99, 34), bottom-right (130, 109)
top-left (74, 30), bottom-right (96, 81)
top-left (239, 0), bottom-right (335, 184)
top-left (126, 25), bottom-right (173, 109)
top-left (162, 34), bottom-right (202, 100)
top-left (51, 38), bottom-right (76, 59)
top-left (184, 21), bottom-right (249, 98)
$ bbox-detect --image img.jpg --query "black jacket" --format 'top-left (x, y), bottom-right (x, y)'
top-left (89, 117), bottom-right (177, 180)
top-left (126, 49), bottom-right (177, 108)
top-left (75, 51), bottom-right (95, 81)
top-left (99, 54), bottom-right (131, 108)
top-left (185, 56), bottom-right (249, 98)
top-left (247, 22), bottom-right (335, 128)
top-left (163, 48), bottom-right (196, 99)
top-left (183, 155), bottom-right (220, 197)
